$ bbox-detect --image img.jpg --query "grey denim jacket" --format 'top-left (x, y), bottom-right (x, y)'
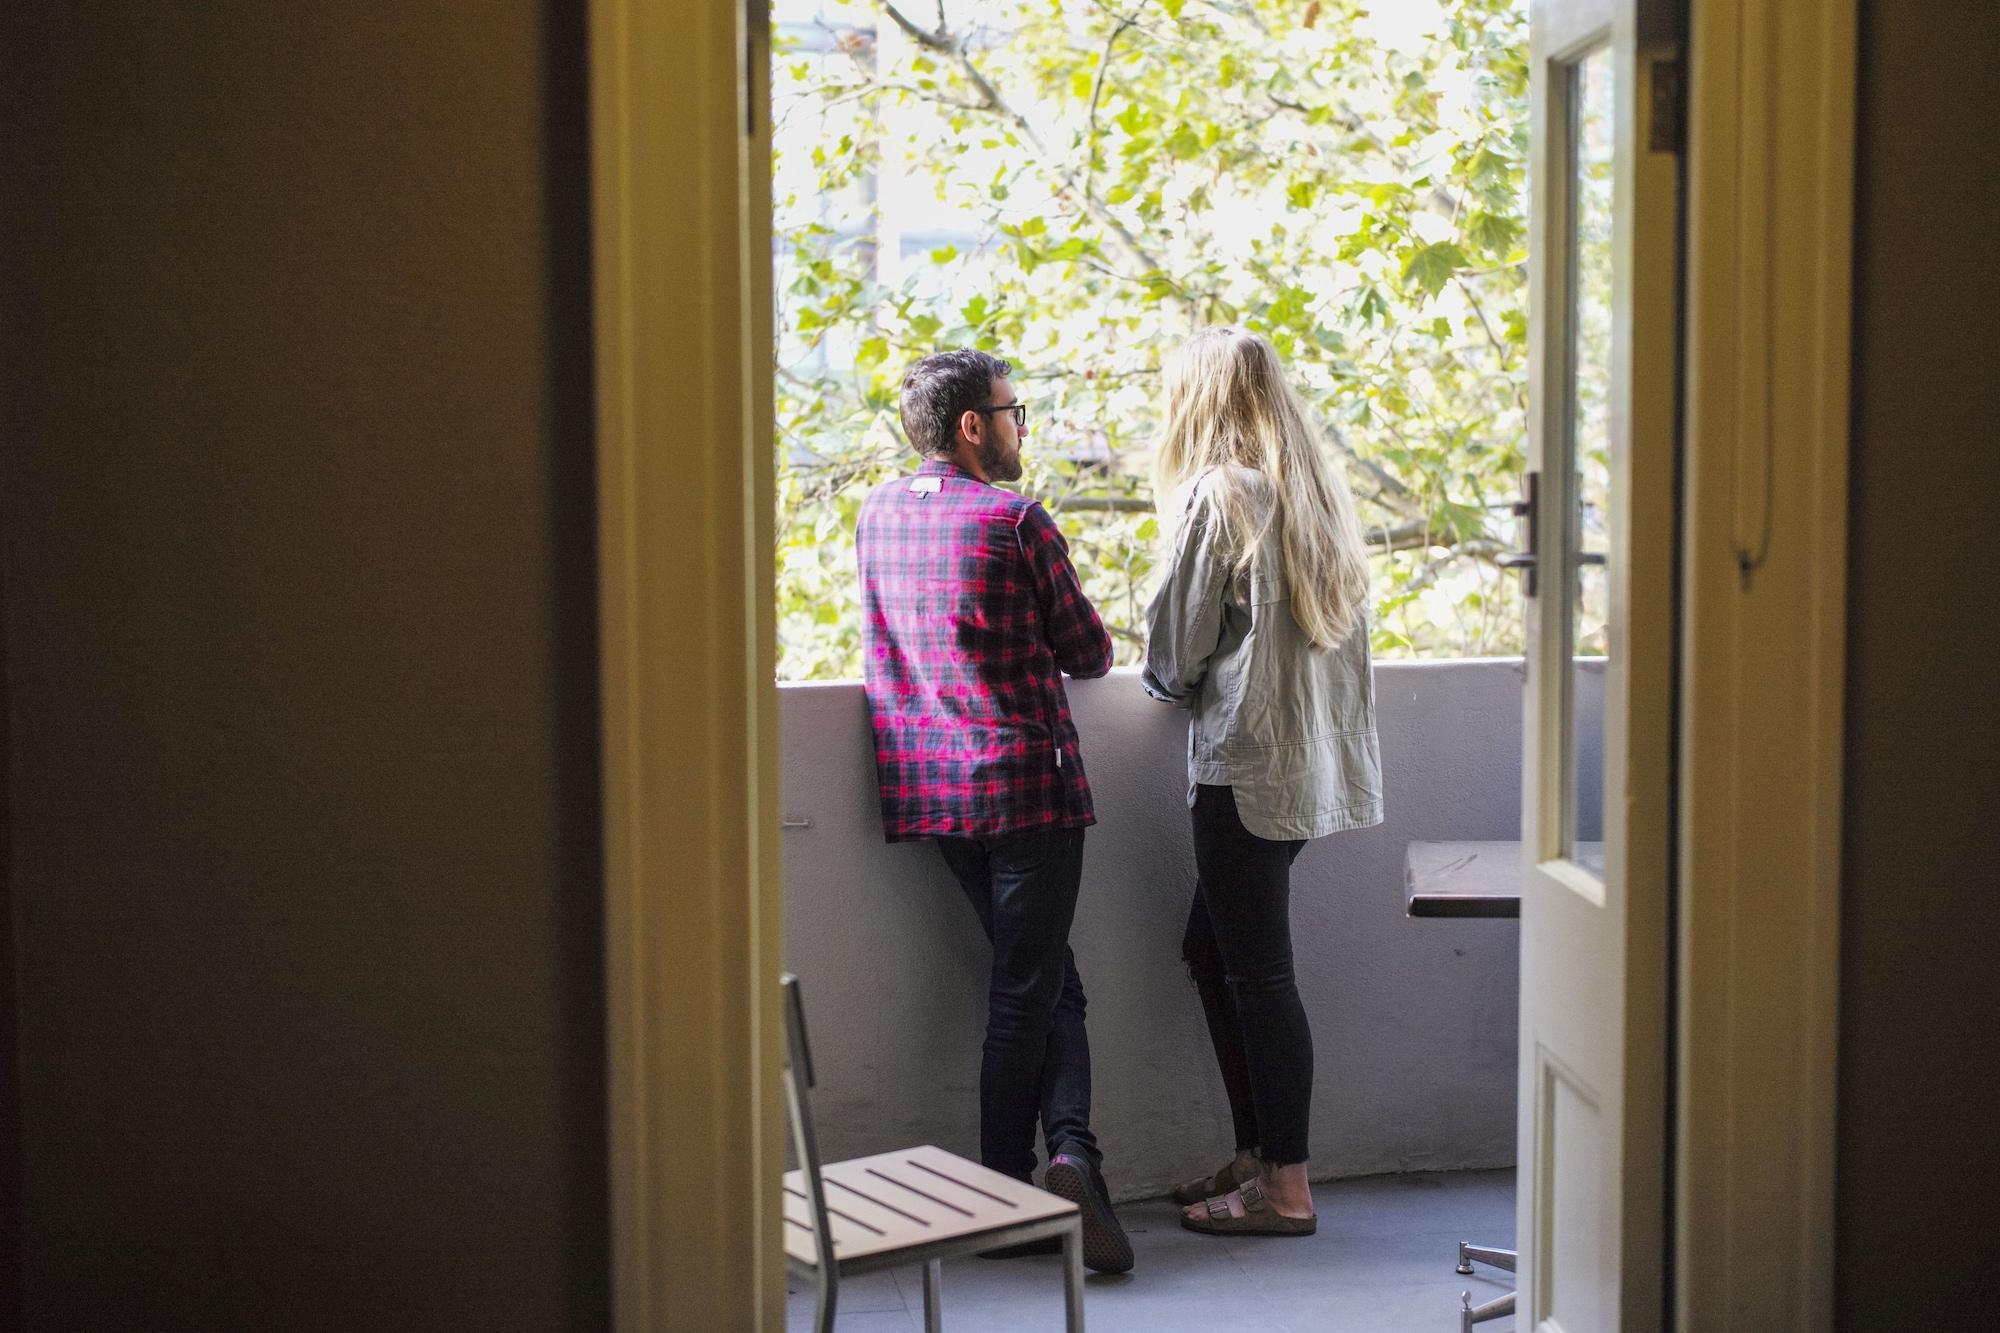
top-left (1140, 467), bottom-right (1385, 841)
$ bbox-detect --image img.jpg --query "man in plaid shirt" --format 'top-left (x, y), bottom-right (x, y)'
top-left (857, 349), bottom-right (1132, 1273)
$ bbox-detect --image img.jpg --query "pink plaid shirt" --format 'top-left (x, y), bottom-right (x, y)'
top-left (858, 459), bottom-right (1112, 842)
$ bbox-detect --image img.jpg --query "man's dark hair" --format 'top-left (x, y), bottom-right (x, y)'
top-left (898, 349), bottom-right (1013, 458)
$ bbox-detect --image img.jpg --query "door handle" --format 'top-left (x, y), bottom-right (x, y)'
top-left (1500, 471), bottom-right (1539, 597)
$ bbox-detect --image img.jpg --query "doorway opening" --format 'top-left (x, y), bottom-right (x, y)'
top-left (768, 1), bottom-right (1549, 1326)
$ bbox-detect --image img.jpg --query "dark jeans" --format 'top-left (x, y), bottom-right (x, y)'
top-left (1181, 784), bottom-right (1314, 1166)
top-left (935, 826), bottom-right (1100, 1184)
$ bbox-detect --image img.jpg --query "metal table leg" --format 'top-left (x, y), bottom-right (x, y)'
top-left (1455, 1240), bottom-right (1517, 1329)
top-left (922, 1258), bottom-right (943, 1333)
top-left (1461, 1290), bottom-right (1516, 1332)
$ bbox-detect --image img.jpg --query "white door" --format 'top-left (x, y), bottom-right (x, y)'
top-left (1516, 0), bottom-right (1680, 1326)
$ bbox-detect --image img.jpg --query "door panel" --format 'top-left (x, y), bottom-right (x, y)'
top-left (1519, 0), bottom-right (1680, 1326)
top-left (1543, 1056), bottom-right (1605, 1332)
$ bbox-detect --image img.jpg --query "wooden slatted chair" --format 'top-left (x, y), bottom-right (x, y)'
top-left (781, 973), bottom-right (1086, 1332)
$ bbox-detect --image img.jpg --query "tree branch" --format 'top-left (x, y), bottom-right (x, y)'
top-left (880, 0), bottom-right (948, 50)
top-left (1395, 540), bottom-right (1509, 596)
top-left (1083, 15), bottom-right (1138, 202)
top-left (876, 0), bottom-right (1178, 291)
top-left (1322, 422), bottom-right (1426, 521)
top-left (1452, 273), bottom-right (1529, 417)
top-left (1049, 494), bottom-right (1479, 555)
top-left (1051, 495), bottom-right (1155, 514)
top-left (1265, 91), bottom-right (1465, 221)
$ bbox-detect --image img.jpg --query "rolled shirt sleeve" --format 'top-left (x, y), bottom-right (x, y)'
top-left (1018, 502), bottom-right (1113, 680)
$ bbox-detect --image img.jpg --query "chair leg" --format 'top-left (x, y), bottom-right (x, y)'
top-left (814, 1265), bottom-right (837, 1333)
top-left (923, 1258), bottom-right (943, 1333)
top-left (1063, 1222), bottom-right (1086, 1333)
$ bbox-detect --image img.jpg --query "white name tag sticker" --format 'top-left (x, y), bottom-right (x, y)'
top-left (909, 476), bottom-right (943, 495)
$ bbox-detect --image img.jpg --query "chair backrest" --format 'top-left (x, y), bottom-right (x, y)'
top-left (781, 973), bottom-right (837, 1277)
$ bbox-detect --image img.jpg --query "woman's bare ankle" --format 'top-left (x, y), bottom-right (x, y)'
top-left (1260, 1161), bottom-right (1315, 1217)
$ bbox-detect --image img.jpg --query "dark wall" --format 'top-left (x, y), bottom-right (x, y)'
top-left (0, 5), bottom-right (605, 1329)
top-left (1840, 1), bottom-right (2000, 1325)
top-left (2, 549), bottom-right (17, 1314)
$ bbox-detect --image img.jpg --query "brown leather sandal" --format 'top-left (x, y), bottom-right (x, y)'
top-left (1179, 1176), bottom-right (1318, 1237)
top-left (1170, 1153), bottom-right (1259, 1207)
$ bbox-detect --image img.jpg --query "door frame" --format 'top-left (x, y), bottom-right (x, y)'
top-left (1676, 0), bottom-right (1853, 1326)
top-left (587, 0), bottom-right (1856, 1326)
top-left (590, 0), bottom-right (782, 1327)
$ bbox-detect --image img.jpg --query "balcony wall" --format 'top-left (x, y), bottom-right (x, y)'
top-left (780, 658), bottom-right (1602, 1201)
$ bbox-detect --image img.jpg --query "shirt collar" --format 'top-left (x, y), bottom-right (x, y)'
top-left (916, 457), bottom-right (981, 483)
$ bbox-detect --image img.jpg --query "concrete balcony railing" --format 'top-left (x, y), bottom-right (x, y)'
top-left (779, 658), bottom-right (1604, 1202)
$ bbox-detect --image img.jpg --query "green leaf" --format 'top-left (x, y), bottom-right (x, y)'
top-left (856, 336), bottom-right (889, 368)
top-left (1402, 242), bottom-right (1469, 298)
top-left (1467, 145), bottom-right (1513, 189)
top-left (929, 244), bottom-right (958, 264)
top-left (1350, 284), bottom-right (1389, 325)
top-left (1104, 183), bottom-right (1135, 204)
top-left (1165, 126), bottom-right (1203, 160)
top-left (1467, 210), bottom-right (1521, 255)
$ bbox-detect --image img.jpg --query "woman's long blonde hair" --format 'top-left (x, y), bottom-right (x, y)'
top-left (1153, 327), bottom-right (1371, 650)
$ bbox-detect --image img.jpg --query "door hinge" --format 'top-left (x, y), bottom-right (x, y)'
top-left (1649, 56), bottom-right (1686, 155)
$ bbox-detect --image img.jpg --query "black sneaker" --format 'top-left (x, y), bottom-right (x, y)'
top-left (1043, 1152), bottom-right (1135, 1275)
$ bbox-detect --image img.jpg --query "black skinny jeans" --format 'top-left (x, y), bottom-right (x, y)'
top-left (1181, 784), bottom-right (1313, 1166)
top-left (936, 826), bottom-right (1101, 1184)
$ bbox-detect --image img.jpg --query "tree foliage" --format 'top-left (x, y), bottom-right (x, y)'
top-left (774, 0), bottom-right (1529, 680)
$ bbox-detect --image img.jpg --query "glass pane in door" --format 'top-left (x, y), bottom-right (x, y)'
top-left (1565, 44), bottom-right (1614, 878)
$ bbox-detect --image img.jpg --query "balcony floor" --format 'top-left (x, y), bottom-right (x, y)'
top-left (786, 1168), bottom-right (1517, 1332)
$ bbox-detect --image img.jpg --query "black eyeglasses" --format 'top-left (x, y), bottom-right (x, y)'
top-left (971, 402), bottom-right (1028, 429)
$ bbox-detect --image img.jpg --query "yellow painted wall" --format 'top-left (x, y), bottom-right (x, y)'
top-left (1839, 0), bottom-right (2000, 1325)
top-left (1, 4), bottom-right (606, 1326)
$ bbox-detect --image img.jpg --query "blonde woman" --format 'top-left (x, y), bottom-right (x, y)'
top-left (1141, 328), bottom-right (1384, 1236)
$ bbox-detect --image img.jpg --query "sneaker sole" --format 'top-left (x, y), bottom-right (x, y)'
top-left (1044, 1160), bottom-right (1135, 1275)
